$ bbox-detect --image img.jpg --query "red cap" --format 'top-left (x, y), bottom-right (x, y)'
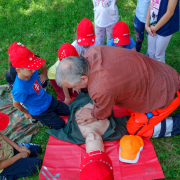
top-left (8, 42), bottom-right (26, 55)
top-left (113, 22), bottom-right (130, 45)
top-left (58, 43), bottom-right (79, 61)
top-left (9, 45), bottom-right (45, 70)
top-left (0, 112), bottom-right (9, 131)
top-left (79, 150), bottom-right (114, 180)
top-left (77, 18), bottom-right (95, 46)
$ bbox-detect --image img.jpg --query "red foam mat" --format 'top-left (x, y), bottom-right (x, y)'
top-left (39, 135), bottom-right (164, 180)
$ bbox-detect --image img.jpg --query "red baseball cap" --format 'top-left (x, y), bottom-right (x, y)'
top-left (58, 43), bottom-right (79, 61)
top-left (79, 150), bottom-right (114, 180)
top-left (9, 45), bottom-right (45, 70)
top-left (77, 18), bottom-right (95, 46)
top-left (0, 112), bottom-right (9, 131)
top-left (8, 42), bottom-right (26, 55)
top-left (113, 21), bottom-right (130, 46)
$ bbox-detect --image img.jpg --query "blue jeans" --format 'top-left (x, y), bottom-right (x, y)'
top-left (134, 15), bottom-right (146, 52)
top-left (0, 144), bottom-right (42, 180)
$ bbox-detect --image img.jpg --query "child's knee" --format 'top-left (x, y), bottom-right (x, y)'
top-left (29, 143), bottom-right (42, 156)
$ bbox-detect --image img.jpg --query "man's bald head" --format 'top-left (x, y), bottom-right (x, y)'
top-left (55, 56), bottom-right (89, 87)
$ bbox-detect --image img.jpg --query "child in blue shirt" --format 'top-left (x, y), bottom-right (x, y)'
top-left (6, 42), bottom-right (48, 89)
top-left (107, 21), bottom-right (136, 51)
top-left (9, 43), bottom-right (70, 130)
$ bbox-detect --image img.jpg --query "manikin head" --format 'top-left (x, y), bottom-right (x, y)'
top-left (85, 131), bottom-right (104, 153)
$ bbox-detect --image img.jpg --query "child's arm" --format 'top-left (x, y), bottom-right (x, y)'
top-left (63, 85), bottom-right (71, 105)
top-left (145, 3), bottom-right (154, 36)
top-left (73, 88), bottom-right (81, 94)
top-left (39, 62), bottom-right (47, 85)
top-left (0, 133), bottom-right (30, 170)
top-left (13, 100), bottom-right (33, 119)
top-left (0, 152), bottom-right (29, 170)
top-left (131, 47), bottom-right (137, 52)
top-left (150, 0), bottom-right (178, 34)
top-left (0, 133), bottom-right (30, 154)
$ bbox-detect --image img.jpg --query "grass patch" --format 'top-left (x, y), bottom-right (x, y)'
top-left (0, 0), bottom-right (179, 179)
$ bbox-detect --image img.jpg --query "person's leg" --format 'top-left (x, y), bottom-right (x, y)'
top-left (16, 143), bottom-right (42, 157)
top-left (32, 97), bottom-right (70, 129)
top-left (148, 34), bottom-right (157, 59)
top-left (106, 23), bottom-right (115, 44)
top-left (29, 143), bottom-right (42, 157)
top-left (50, 96), bottom-right (70, 116)
top-left (6, 70), bottom-right (14, 87)
top-left (95, 23), bottom-right (106, 45)
top-left (152, 113), bottom-right (180, 138)
top-left (154, 34), bottom-right (172, 63)
top-left (0, 157), bottom-right (42, 179)
top-left (49, 79), bottom-right (65, 100)
top-left (134, 15), bottom-right (145, 52)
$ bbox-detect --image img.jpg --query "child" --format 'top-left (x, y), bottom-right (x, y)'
top-left (92, 0), bottom-right (119, 45)
top-left (6, 42), bottom-right (48, 88)
top-left (71, 18), bottom-right (100, 56)
top-left (107, 21), bottom-right (136, 51)
top-left (134, 0), bottom-right (150, 52)
top-left (0, 112), bottom-right (42, 180)
top-left (48, 43), bottom-right (80, 105)
top-left (145, 0), bottom-right (179, 63)
top-left (9, 43), bottom-right (70, 129)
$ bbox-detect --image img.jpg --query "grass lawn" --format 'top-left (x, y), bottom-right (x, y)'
top-left (0, 0), bottom-right (180, 179)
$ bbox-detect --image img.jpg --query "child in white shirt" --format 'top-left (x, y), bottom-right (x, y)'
top-left (92, 0), bottom-right (119, 45)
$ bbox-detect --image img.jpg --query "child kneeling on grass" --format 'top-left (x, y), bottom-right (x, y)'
top-left (0, 112), bottom-right (42, 180)
top-left (48, 43), bottom-right (80, 105)
top-left (9, 42), bottom-right (70, 130)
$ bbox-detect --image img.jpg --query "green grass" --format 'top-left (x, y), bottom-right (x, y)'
top-left (0, 0), bottom-right (179, 179)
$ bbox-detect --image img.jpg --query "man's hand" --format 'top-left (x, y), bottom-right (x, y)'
top-left (79, 118), bottom-right (97, 125)
top-left (39, 74), bottom-right (46, 84)
top-left (24, 113), bottom-right (33, 120)
top-left (64, 97), bottom-right (72, 105)
top-left (76, 108), bottom-right (96, 125)
top-left (18, 146), bottom-right (31, 155)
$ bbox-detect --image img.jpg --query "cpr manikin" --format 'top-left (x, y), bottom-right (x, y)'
top-left (75, 103), bottom-right (114, 180)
